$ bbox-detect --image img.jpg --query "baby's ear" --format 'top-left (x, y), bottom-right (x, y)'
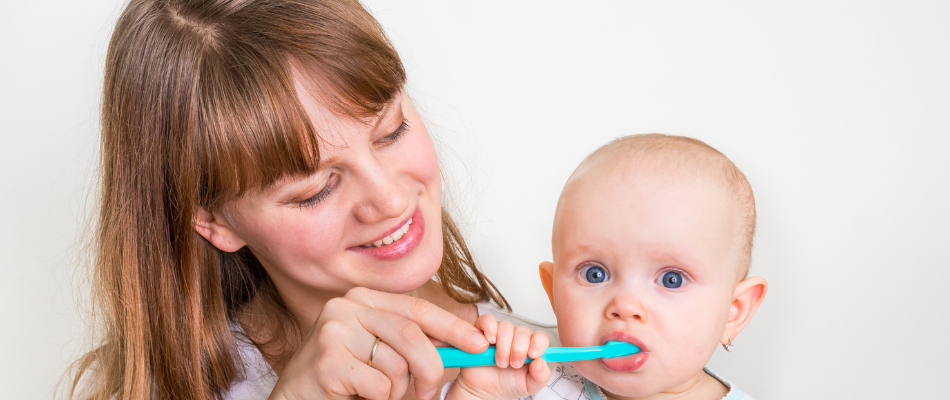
top-left (539, 262), bottom-right (555, 311)
top-left (722, 276), bottom-right (768, 346)
top-left (193, 207), bottom-right (247, 253)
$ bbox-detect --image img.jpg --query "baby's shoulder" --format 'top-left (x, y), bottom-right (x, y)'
top-left (703, 367), bottom-right (758, 400)
top-left (529, 365), bottom-right (760, 400)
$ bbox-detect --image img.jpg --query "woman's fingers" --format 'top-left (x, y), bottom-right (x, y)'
top-left (345, 288), bottom-right (489, 352)
top-left (271, 337), bottom-right (392, 400)
top-left (362, 340), bottom-right (411, 400)
top-left (274, 289), bottom-right (489, 400)
top-left (272, 295), bottom-right (417, 400)
top-left (352, 302), bottom-right (445, 400)
top-left (336, 356), bottom-right (393, 400)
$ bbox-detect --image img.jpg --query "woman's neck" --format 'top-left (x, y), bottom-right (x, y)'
top-left (408, 279), bottom-right (480, 325)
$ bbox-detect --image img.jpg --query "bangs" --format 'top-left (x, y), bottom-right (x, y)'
top-left (191, 0), bottom-right (407, 208)
top-left (196, 43), bottom-right (317, 208)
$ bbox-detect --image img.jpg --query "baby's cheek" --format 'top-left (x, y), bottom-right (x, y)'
top-left (553, 315), bottom-right (579, 345)
top-left (660, 306), bottom-right (724, 372)
top-left (554, 303), bottom-right (595, 346)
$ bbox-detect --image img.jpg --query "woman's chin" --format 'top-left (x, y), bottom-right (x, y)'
top-left (370, 252), bottom-right (443, 294)
top-left (377, 271), bottom-right (438, 294)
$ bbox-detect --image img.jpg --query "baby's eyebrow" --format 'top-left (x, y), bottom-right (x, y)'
top-left (562, 241), bottom-right (606, 258)
top-left (649, 249), bottom-right (704, 270)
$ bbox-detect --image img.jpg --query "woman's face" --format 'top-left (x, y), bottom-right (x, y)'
top-left (210, 91), bottom-right (444, 301)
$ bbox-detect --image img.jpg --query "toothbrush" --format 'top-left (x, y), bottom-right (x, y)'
top-left (438, 341), bottom-right (639, 368)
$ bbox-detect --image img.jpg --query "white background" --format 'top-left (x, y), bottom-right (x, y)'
top-left (2, 1), bottom-right (948, 399)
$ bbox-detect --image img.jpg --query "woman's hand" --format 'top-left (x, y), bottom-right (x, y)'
top-left (447, 314), bottom-right (551, 400)
top-left (267, 287), bottom-right (491, 400)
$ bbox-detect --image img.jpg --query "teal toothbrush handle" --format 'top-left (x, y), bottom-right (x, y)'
top-left (438, 341), bottom-right (639, 368)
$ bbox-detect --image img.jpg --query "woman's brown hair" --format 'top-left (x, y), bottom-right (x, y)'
top-left (68, 0), bottom-right (508, 399)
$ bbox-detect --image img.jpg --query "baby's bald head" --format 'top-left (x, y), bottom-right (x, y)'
top-left (557, 134), bottom-right (757, 277)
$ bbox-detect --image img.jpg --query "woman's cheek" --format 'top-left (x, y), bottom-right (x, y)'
top-left (258, 212), bottom-right (336, 265)
top-left (410, 138), bottom-right (440, 189)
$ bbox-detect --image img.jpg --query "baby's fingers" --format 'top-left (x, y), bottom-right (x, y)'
top-left (508, 326), bottom-right (532, 368)
top-left (527, 330), bottom-right (550, 360)
top-left (473, 314), bottom-right (498, 344)
top-left (526, 359), bottom-right (552, 395)
top-left (494, 320), bottom-right (514, 368)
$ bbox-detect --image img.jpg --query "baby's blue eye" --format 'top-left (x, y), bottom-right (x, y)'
top-left (659, 271), bottom-right (684, 288)
top-left (581, 265), bottom-right (609, 284)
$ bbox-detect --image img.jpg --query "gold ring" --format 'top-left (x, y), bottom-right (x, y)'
top-left (368, 337), bottom-right (382, 367)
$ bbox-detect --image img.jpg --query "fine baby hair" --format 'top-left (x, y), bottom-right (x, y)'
top-left (537, 134), bottom-right (768, 400)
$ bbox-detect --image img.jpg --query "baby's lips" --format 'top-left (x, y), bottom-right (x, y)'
top-left (599, 331), bottom-right (650, 372)
top-left (600, 331), bottom-right (648, 353)
top-left (600, 350), bottom-right (649, 372)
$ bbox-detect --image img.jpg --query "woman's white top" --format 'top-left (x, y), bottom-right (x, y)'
top-left (224, 303), bottom-right (559, 400)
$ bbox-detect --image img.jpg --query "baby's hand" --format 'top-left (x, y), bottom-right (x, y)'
top-left (446, 314), bottom-right (551, 400)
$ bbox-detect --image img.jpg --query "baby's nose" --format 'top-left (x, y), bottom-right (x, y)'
top-left (606, 295), bottom-right (645, 322)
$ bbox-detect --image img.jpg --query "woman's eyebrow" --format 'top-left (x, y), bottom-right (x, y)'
top-left (371, 96), bottom-right (404, 129)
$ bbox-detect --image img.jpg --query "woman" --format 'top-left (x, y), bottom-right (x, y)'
top-left (68, 0), bottom-right (554, 399)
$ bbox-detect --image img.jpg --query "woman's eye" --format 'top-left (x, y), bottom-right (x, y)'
top-left (298, 174), bottom-right (338, 208)
top-left (580, 265), bottom-right (609, 284)
top-left (378, 119), bottom-right (409, 145)
top-left (658, 271), bottom-right (685, 289)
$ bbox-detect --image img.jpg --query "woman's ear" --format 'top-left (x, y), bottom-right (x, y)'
top-left (539, 262), bottom-right (555, 311)
top-left (721, 276), bottom-right (768, 346)
top-left (193, 207), bottom-right (247, 252)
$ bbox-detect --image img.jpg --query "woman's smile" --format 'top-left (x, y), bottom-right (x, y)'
top-left (360, 216), bottom-right (412, 248)
top-left (350, 206), bottom-right (425, 261)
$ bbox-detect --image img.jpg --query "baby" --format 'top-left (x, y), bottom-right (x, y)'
top-left (445, 134), bottom-right (767, 400)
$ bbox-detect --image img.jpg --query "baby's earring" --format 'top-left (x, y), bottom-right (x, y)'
top-left (721, 334), bottom-right (734, 352)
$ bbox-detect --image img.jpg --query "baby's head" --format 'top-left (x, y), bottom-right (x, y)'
top-left (539, 134), bottom-right (767, 397)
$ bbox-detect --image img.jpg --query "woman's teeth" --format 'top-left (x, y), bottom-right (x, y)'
top-left (365, 218), bottom-right (412, 248)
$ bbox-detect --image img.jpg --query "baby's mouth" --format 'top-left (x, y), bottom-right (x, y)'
top-left (361, 218), bottom-right (412, 248)
top-left (599, 332), bottom-right (649, 372)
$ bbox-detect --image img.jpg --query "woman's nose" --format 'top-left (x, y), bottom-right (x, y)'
top-left (605, 293), bottom-right (646, 323)
top-left (352, 154), bottom-right (409, 223)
